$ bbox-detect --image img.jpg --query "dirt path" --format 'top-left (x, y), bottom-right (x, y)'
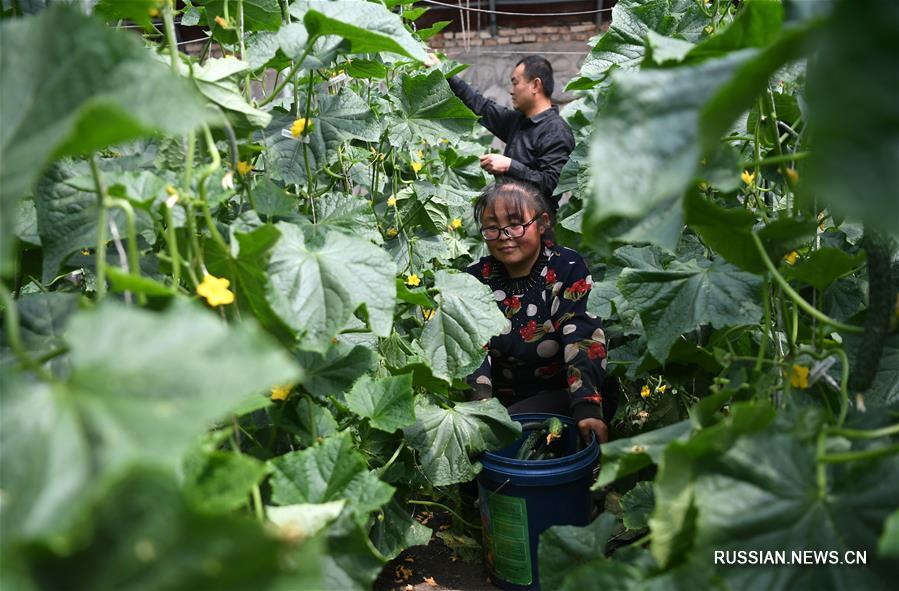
top-left (373, 511), bottom-right (497, 591)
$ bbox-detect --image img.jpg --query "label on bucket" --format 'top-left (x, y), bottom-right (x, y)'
top-left (480, 487), bottom-right (532, 586)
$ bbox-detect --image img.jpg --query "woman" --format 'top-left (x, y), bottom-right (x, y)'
top-left (466, 181), bottom-right (615, 444)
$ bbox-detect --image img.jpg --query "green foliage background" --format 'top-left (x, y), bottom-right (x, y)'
top-left (0, 0), bottom-right (897, 589)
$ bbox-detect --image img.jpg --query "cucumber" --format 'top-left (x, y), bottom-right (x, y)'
top-left (515, 417), bottom-right (568, 460)
top-left (514, 431), bottom-right (541, 460)
top-left (543, 417), bottom-right (564, 445)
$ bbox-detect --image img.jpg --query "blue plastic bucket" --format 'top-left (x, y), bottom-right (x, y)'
top-left (476, 413), bottom-right (600, 591)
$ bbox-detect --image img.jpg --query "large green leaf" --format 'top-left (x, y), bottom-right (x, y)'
top-left (387, 70), bottom-right (479, 147)
top-left (572, 0), bottom-right (711, 86)
top-left (585, 50), bottom-right (754, 234)
top-left (182, 449), bottom-right (269, 513)
top-left (344, 374), bottom-right (416, 433)
top-left (291, 0), bottom-right (428, 62)
top-left (190, 57), bottom-right (272, 128)
top-left (1, 303), bottom-right (295, 547)
top-left (684, 190), bottom-right (817, 273)
top-left (0, 371), bottom-right (90, 546)
top-left (315, 87), bottom-right (381, 151)
top-left (267, 223), bottom-right (396, 351)
top-left (417, 270), bottom-right (507, 383)
top-left (319, 510), bottom-right (387, 591)
top-left (0, 291), bottom-right (78, 360)
top-left (268, 432), bottom-right (395, 522)
top-left (20, 468), bottom-right (324, 591)
top-left (295, 341), bottom-right (377, 398)
top-left (594, 419), bottom-right (693, 488)
top-left (804, 0), bottom-right (899, 237)
top-left (539, 513), bottom-right (619, 591)
top-left (783, 248), bottom-right (866, 291)
top-left (369, 498), bottom-right (432, 561)
top-left (650, 403), bottom-right (777, 569)
top-left (313, 192), bottom-right (383, 245)
top-left (402, 398), bottom-right (521, 486)
top-left (288, 397), bottom-right (339, 448)
top-left (652, 407), bottom-right (899, 588)
top-left (204, 218), bottom-right (295, 345)
top-left (685, 0), bottom-right (784, 62)
top-left (201, 0), bottom-right (282, 32)
top-left (618, 257), bottom-right (763, 361)
top-left (65, 302), bottom-right (299, 472)
top-left (0, 5), bottom-right (210, 274)
top-left (621, 481), bottom-right (655, 530)
top-left (34, 160), bottom-right (153, 284)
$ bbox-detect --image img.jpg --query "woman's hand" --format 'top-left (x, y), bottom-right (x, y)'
top-left (577, 417), bottom-right (609, 444)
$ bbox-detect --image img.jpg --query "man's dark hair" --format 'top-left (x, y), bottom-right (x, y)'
top-left (516, 55), bottom-right (554, 98)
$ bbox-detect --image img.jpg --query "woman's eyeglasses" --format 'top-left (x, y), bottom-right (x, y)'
top-left (480, 214), bottom-right (540, 241)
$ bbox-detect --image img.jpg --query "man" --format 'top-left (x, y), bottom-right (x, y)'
top-left (428, 54), bottom-right (575, 211)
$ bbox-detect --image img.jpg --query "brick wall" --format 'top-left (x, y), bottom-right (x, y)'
top-left (429, 22), bottom-right (599, 49)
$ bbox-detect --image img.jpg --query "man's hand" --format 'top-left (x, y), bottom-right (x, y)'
top-left (577, 417), bottom-right (609, 445)
top-left (424, 52), bottom-right (440, 68)
top-left (479, 153), bottom-right (512, 174)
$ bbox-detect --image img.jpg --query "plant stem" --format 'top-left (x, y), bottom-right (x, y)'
top-left (105, 197), bottom-right (147, 305)
top-left (89, 155), bottom-right (108, 301)
top-left (237, 0), bottom-right (250, 99)
top-left (376, 442), bottom-right (405, 477)
top-left (826, 423), bottom-right (899, 440)
top-left (754, 279), bottom-right (771, 372)
top-left (407, 499), bottom-right (481, 530)
top-left (751, 233), bottom-right (863, 334)
top-left (739, 151), bottom-right (811, 169)
top-left (164, 204), bottom-right (183, 288)
top-left (0, 283), bottom-right (53, 381)
top-left (818, 443), bottom-right (899, 464)
top-left (815, 431), bottom-right (827, 496)
top-left (162, 0), bottom-right (180, 73)
top-left (301, 71), bottom-right (316, 219)
top-left (257, 39), bottom-right (317, 107)
top-left (198, 125), bottom-right (229, 253)
top-left (252, 484), bottom-right (265, 521)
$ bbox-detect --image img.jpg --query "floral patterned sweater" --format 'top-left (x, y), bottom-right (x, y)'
top-left (465, 241), bottom-right (615, 423)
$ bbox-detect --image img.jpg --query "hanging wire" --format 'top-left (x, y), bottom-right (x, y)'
top-left (421, 0), bottom-right (613, 16)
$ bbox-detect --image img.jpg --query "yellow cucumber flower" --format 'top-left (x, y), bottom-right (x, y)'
top-left (741, 170), bottom-right (756, 185)
top-left (271, 385), bottom-right (291, 401)
top-left (236, 160), bottom-right (253, 176)
top-left (387, 197), bottom-right (397, 207)
top-left (640, 385), bottom-right (650, 399)
top-left (411, 161), bottom-right (423, 173)
top-left (450, 218), bottom-right (463, 229)
top-left (784, 251), bottom-right (799, 265)
top-left (656, 383), bottom-right (667, 394)
top-left (790, 364), bottom-right (810, 389)
top-left (386, 227), bottom-right (398, 238)
top-left (290, 117), bottom-right (310, 138)
top-left (422, 308), bottom-right (435, 321)
top-left (197, 274), bottom-right (235, 307)
top-left (405, 274), bottom-right (421, 287)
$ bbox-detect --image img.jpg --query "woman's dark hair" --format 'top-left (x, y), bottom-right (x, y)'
top-left (516, 55), bottom-right (554, 98)
top-left (474, 180), bottom-right (556, 240)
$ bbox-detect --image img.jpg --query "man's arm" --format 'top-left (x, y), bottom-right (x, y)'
top-left (505, 125), bottom-right (575, 198)
top-left (447, 75), bottom-right (518, 143)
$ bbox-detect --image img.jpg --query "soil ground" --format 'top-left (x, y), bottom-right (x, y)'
top-left (373, 511), bottom-right (497, 591)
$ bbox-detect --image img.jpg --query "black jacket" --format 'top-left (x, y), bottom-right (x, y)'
top-left (448, 75), bottom-right (575, 209)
